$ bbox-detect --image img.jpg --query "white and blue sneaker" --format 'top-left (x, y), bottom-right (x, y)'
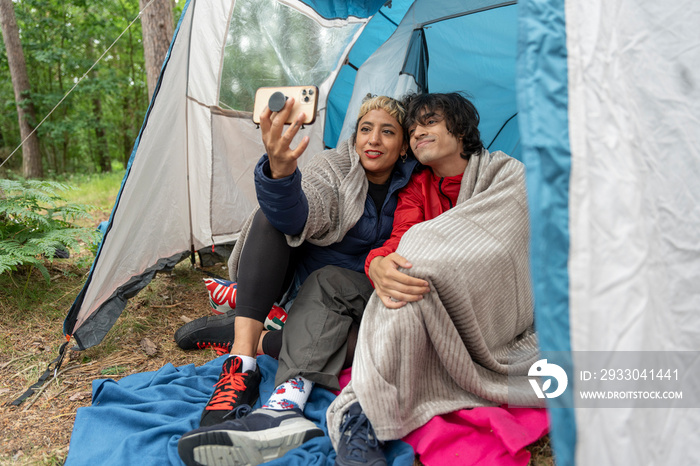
top-left (178, 407), bottom-right (324, 466)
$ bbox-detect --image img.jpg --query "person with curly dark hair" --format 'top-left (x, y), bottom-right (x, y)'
top-left (404, 91), bottom-right (484, 160)
top-left (328, 92), bottom-right (540, 466)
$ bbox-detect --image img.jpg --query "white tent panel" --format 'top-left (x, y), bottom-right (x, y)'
top-left (209, 110), bottom-right (260, 242)
top-left (186, 0), bottom-right (234, 103)
top-left (74, 5), bottom-right (198, 331)
top-left (566, 0), bottom-right (700, 464)
top-left (185, 0), bottom-right (236, 248)
top-left (567, 0), bottom-right (700, 355)
top-left (187, 101), bottom-right (216, 248)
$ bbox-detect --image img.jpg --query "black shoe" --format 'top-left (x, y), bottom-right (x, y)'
top-left (200, 356), bottom-right (261, 427)
top-left (334, 403), bottom-right (386, 466)
top-left (175, 311), bottom-right (236, 353)
top-left (178, 408), bottom-right (324, 466)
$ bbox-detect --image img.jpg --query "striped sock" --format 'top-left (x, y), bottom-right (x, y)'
top-left (263, 376), bottom-right (314, 411)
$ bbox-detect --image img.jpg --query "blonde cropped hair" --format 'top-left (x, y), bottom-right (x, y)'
top-left (353, 94), bottom-right (407, 142)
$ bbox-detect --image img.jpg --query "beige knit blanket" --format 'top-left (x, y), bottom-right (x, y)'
top-left (228, 139), bottom-right (368, 280)
top-left (327, 150), bottom-right (543, 444)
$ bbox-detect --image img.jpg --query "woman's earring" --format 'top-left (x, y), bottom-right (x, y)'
top-left (401, 152), bottom-right (407, 162)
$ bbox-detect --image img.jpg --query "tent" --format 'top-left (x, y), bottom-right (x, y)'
top-left (58, 0), bottom-right (700, 464)
top-left (63, 0), bottom-right (523, 351)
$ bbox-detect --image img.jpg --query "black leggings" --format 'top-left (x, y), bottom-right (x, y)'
top-left (234, 210), bottom-right (296, 323)
top-left (236, 210), bottom-right (359, 372)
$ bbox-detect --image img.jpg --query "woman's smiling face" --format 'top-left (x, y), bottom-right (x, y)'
top-left (355, 109), bottom-right (407, 184)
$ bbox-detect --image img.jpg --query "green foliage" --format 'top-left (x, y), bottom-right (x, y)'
top-left (100, 365), bottom-right (129, 375)
top-left (0, 178), bottom-right (101, 281)
top-left (1, 0), bottom-right (159, 174)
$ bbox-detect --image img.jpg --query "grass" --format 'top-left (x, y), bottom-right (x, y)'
top-left (0, 257), bottom-right (216, 464)
top-left (0, 169), bottom-right (216, 464)
top-left (56, 163), bottom-right (127, 228)
top-left (61, 168), bottom-right (126, 212)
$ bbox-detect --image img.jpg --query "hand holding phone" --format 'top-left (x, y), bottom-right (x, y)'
top-left (252, 85), bottom-right (318, 125)
top-left (258, 92), bottom-right (314, 179)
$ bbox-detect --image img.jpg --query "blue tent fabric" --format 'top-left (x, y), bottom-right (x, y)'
top-left (65, 355), bottom-right (414, 466)
top-left (300, 0), bottom-right (386, 20)
top-left (323, 0), bottom-right (414, 148)
top-left (517, 0), bottom-right (575, 464)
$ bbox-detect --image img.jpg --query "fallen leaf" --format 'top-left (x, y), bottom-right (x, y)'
top-left (140, 338), bottom-right (158, 356)
top-left (69, 392), bottom-right (90, 402)
top-left (180, 315), bottom-right (194, 323)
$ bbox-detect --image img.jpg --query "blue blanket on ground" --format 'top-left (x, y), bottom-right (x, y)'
top-left (65, 355), bottom-right (414, 465)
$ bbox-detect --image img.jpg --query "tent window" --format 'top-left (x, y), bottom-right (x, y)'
top-left (219, 0), bottom-right (361, 112)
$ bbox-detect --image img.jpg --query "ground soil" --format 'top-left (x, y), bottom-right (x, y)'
top-left (0, 261), bottom-right (218, 464)
top-left (0, 259), bottom-right (552, 465)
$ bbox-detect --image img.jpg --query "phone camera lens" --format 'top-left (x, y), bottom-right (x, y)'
top-left (308, 88), bottom-right (315, 95)
top-left (302, 89), bottom-right (307, 96)
top-left (303, 96), bottom-right (310, 102)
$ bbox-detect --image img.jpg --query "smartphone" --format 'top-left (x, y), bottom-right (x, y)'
top-left (252, 85), bottom-right (319, 125)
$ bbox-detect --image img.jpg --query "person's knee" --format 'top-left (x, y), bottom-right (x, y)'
top-left (251, 209), bottom-right (276, 234)
top-left (247, 209), bottom-right (289, 252)
top-left (298, 266), bottom-right (344, 302)
top-left (308, 265), bottom-right (349, 286)
top-left (310, 265), bottom-right (369, 289)
top-left (300, 266), bottom-right (373, 315)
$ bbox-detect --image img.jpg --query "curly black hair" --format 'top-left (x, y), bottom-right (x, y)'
top-left (403, 92), bottom-right (483, 160)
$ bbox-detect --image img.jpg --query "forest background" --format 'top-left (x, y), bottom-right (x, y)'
top-left (0, 1), bottom-right (205, 464)
top-left (0, 0), bottom-right (180, 178)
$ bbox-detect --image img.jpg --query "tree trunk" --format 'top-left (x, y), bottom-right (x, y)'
top-left (123, 16), bottom-right (138, 169)
top-left (122, 94), bottom-right (134, 169)
top-left (139, 0), bottom-right (174, 101)
top-left (0, 0), bottom-right (43, 178)
top-left (86, 39), bottom-right (111, 173)
top-left (93, 97), bottom-right (111, 172)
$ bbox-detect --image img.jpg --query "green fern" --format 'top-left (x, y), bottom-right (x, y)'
top-left (0, 178), bottom-right (102, 281)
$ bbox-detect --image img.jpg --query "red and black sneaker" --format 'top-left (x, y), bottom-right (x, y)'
top-left (174, 311), bottom-right (235, 352)
top-left (200, 356), bottom-right (261, 427)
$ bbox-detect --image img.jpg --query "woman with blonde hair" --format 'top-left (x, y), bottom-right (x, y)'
top-left (177, 95), bottom-right (422, 466)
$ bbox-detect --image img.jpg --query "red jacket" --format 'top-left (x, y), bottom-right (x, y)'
top-left (364, 168), bottom-right (463, 280)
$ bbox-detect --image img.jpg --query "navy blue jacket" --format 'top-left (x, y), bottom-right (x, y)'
top-left (254, 153), bottom-right (418, 282)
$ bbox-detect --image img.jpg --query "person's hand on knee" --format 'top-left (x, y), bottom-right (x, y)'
top-left (368, 253), bottom-right (430, 308)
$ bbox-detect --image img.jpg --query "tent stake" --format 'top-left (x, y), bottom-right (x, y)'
top-left (7, 340), bottom-right (70, 407)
